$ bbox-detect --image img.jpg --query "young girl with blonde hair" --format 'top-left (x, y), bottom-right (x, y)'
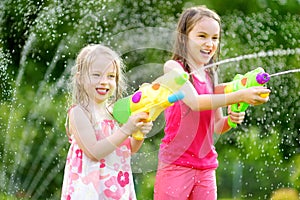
top-left (61, 44), bottom-right (152, 199)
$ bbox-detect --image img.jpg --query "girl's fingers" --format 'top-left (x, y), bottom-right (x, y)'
top-left (229, 112), bottom-right (245, 123)
top-left (229, 116), bottom-right (243, 124)
top-left (138, 121), bottom-right (153, 134)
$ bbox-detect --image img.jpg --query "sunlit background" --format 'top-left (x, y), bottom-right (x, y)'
top-left (0, 0), bottom-right (300, 199)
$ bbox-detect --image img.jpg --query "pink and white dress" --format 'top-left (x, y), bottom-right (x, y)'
top-left (61, 118), bottom-right (136, 200)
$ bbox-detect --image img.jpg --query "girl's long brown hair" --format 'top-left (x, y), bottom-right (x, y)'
top-left (172, 6), bottom-right (221, 88)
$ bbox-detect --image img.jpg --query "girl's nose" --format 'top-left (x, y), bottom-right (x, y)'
top-left (93, 74), bottom-right (107, 84)
top-left (205, 39), bottom-right (213, 47)
top-left (100, 77), bottom-right (108, 84)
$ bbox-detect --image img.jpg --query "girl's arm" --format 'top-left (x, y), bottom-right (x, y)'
top-left (69, 106), bottom-right (149, 161)
top-left (183, 85), bottom-right (270, 111)
top-left (214, 106), bottom-right (245, 134)
top-left (130, 138), bottom-right (144, 154)
top-left (164, 60), bottom-right (271, 111)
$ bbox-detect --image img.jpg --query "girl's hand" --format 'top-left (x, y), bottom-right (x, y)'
top-left (228, 106), bottom-right (245, 124)
top-left (120, 112), bottom-right (150, 136)
top-left (239, 86), bottom-right (271, 106)
top-left (136, 121), bottom-right (153, 135)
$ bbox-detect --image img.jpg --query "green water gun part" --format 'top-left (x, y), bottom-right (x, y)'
top-left (223, 67), bottom-right (271, 128)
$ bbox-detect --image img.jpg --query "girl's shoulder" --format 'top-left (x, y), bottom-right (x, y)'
top-left (65, 105), bottom-right (79, 139)
top-left (66, 104), bottom-right (93, 129)
top-left (67, 104), bottom-right (77, 114)
top-left (164, 59), bottom-right (185, 74)
top-left (68, 104), bottom-right (88, 116)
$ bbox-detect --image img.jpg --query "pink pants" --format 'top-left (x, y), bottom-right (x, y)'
top-left (154, 163), bottom-right (217, 200)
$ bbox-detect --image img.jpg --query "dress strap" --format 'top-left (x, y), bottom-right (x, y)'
top-left (176, 60), bottom-right (185, 69)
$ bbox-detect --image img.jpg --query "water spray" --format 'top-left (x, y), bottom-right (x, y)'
top-left (189, 48), bottom-right (300, 76)
top-left (269, 69), bottom-right (300, 77)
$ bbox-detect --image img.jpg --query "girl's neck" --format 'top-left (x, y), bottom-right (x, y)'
top-left (187, 61), bottom-right (206, 82)
top-left (87, 101), bottom-right (112, 120)
top-left (186, 59), bottom-right (204, 71)
top-left (88, 101), bottom-right (106, 111)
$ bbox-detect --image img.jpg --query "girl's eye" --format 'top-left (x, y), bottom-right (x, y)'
top-left (108, 74), bottom-right (116, 79)
top-left (198, 34), bottom-right (206, 38)
top-left (92, 74), bottom-right (101, 77)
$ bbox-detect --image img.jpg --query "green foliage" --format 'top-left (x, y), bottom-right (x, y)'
top-left (291, 155), bottom-right (300, 191)
top-left (135, 172), bottom-right (156, 200)
top-left (217, 128), bottom-right (297, 199)
top-left (0, 192), bottom-right (26, 200)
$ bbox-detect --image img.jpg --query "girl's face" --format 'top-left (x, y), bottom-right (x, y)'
top-left (84, 56), bottom-right (117, 104)
top-left (187, 16), bottom-right (220, 67)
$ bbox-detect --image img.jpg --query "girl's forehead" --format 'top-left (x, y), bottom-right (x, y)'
top-left (192, 17), bottom-right (220, 33)
top-left (90, 56), bottom-right (117, 72)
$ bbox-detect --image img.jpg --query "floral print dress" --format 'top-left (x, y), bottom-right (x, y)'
top-left (61, 119), bottom-right (136, 200)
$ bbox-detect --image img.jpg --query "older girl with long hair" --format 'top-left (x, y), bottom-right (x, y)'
top-left (154, 6), bottom-right (270, 200)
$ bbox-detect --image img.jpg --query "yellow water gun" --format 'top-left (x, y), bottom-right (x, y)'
top-left (113, 68), bottom-right (189, 140)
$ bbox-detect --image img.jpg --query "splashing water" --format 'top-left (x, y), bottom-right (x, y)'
top-left (190, 48), bottom-right (300, 74)
top-left (270, 68), bottom-right (300, 77)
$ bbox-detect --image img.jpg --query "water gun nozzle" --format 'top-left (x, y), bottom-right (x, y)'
top-left (256, 72), bottom-right (270, 84)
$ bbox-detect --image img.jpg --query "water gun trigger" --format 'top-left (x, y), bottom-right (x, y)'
top-left (142, 112), bottom-right (152, 123)
top-left (260, 93), bottom-right (269, 98)
top-left (132, 131), bottom-right (145, 141)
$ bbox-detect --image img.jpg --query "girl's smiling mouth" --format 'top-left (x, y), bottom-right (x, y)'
top-left (96, 88), bottom-right (109, 95)
top-left (200, 49), bottom-right (211, 55)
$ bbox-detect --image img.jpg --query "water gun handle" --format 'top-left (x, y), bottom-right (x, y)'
top-left (228, 117), bottom-right (237, 128)
top-left (228, 91), bottom-right (270, 128)
top-left (228, 96), bottom-right (253, 128)
top-left (133, 130), bottom-right (146, 141)
top-left (227, 104), bottom-right (245, 128)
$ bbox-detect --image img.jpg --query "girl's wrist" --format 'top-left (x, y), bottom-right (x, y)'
top-left (119, 128), bottom-right (131, 137)
top-left (234, 90), bottom-right (243, 103)
top-left (221, 116), bottom-right (232, 134)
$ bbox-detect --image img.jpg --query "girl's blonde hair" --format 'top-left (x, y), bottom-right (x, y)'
top-left (71, 44), bottom-right (126, 110)
top-left (172, 5), bottom-right (221, 87)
